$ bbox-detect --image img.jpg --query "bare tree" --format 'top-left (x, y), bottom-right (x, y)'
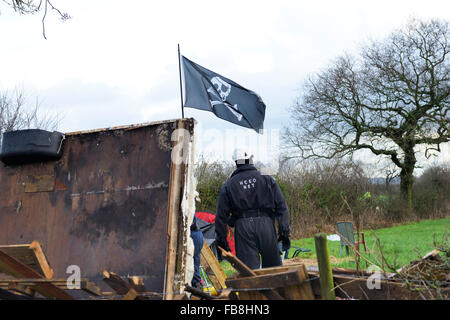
top-left (0, 88), bottom-right (61, 144)
top-left (1, 0), bottom-right (71, 39)
top-left (284, 19), bottom-right (449, 207)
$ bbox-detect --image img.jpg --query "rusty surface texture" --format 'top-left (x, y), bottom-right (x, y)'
top-left (0, 119), bottom-right (189, 296)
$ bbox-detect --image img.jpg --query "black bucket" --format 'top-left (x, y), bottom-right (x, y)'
top-left (0, 129), bottom-right (65, 165)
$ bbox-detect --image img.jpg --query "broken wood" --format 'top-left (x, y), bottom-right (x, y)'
top-left (0, 278), bottom-right (101, 296)
top-left (128, 276), bottom-right (146, 293)
top-left (226, 264), bottom-right (314, 300)
top-left (0, 288), bottom-right (44, 300)
top-left (226, 268), bottom-right (303, 290)
top-left (7, 282), bottom-right (35, 297)
top-left (0, 248), bottom-right (74, 300)
top-left (0, 241), bottom-right (53, 279)
top-left (306, 267), bottom-right (449, 300)
top-left (200, 239), bottom-right (227, 293)
top-left (103, 270), bottom-right (133, 295)
top-left (218, 247), bottom-right (284, 300)
top-left (102, 270), bottom-right (148, 300)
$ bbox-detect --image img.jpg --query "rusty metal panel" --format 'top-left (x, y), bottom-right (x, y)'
top-left (0, 119), bottom-right (193, 298)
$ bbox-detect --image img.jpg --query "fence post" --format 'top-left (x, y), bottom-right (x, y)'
top-left (314, 233), bottom-right (336, 300)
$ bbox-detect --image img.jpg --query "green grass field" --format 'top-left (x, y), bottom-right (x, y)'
top-left (290, 217), bottom-right (449, 270)
top-left (219, 218), bottom-right (449, 275)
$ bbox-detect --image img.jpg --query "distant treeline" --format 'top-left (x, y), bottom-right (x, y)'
top-left (194, 157), bottom-right (450, 239)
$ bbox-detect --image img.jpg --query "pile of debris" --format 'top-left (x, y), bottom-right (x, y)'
top-left (393, 249), bottom-right (450, 299)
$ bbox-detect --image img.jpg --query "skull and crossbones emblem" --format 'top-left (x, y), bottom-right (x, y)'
top-left (207, 76), bottom-right (243, 121)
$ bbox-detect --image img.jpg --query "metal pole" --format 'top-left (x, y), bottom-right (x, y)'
top-left (177, 43), bottom-right (185, 118)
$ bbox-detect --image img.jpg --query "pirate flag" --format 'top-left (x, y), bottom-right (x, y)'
top-left (181, 56), bottom-right (266, 133)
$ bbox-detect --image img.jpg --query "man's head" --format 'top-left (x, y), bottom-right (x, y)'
top-left (232, 148), bottom-right (254, 165)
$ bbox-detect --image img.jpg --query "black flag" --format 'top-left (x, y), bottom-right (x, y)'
top-left (181, 56), bottom-right (266, 133)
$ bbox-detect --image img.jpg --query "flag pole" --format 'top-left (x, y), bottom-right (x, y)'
top-left (177, 43), bottom-right (185, 118)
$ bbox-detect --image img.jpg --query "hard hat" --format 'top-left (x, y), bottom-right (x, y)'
top-left (232, 148), bottom-right (253, 164)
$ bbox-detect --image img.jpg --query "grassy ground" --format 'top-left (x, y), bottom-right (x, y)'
top-left (219, 217), bottom-right (449, 276)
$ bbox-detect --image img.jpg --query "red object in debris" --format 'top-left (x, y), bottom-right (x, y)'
top-left (195, 211), bottom-right (236, 255)
top-left (195, 211), bottom-right (216, 224)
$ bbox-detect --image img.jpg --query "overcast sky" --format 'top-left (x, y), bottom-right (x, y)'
top-left (0, 0), bottom-right (449, 171)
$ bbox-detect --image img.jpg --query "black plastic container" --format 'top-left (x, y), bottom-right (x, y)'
top-left (0, 129), bottom-right (65, 165)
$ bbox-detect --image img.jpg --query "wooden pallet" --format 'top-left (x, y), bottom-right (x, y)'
top-left (0, 241), bottom-right (53, 279)
top-left (0, 245), bottom-right (74, 300)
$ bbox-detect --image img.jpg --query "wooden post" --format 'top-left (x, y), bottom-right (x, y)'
top-left (314, 233), bottom-right (336, 300)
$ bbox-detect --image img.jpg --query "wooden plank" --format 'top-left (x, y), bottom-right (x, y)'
top-left (0, 241), bottom-right (54, 279)
top-left (164, 120), bottom-right (186, 300)
top-left (252, 266), bottom-right (292, 275)
top-left (29, 241), bottom-right (54, 279)
top-left (200, 239), bottom-right (227, 292)
top-left (79, 280), bottom-right (102, 296)
top-left (0, 288), bottom-right (44, 300)
top-left (103, 270), bottom-right (133, 295)
top-left (227, 264), bottom-right (315, 300)
top-left (0, 249), bottom-right (74, 300)
top-left (297, 264), bottom-right (315, 300)
top-left (226, 269), bottom-right (304, 290)
top-left (314, 233), bottom-right (336, 300)
top-left (218, 247), bottom-right (284, 300)
top-left (7, 282), bottom-right (35, 297)
top-left (276, 264), bottom-right (314, 300)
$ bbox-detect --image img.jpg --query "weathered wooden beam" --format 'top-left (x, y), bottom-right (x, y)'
top-left (29, 241), bottom-right (53, 279)
top-left (200, 239), bottom-right (227, 293)
top-left (102, 270), bottom-right (133, 295)
top-left (314, 233), bottom-right (336, 300)
top-left (0, 249), bottom-right (74, 300)
top-left (128, 276), bottom-right (146, 293)
top-left (7, 282), bottom-right (35, 297)
top-left (0, 241), bottom-right (53, 279)
top-left (218, 247), bottom-right (284, 300)
top-left (226, 269), bottom-right (304, 290)
top-left (0, 288), bottom-right (44, 300)
top-left (164, 119), bottom-right (188, 300)
top-left (227, 264), bottom-right (315, 300)
top-left (0, 278), bottom-right (101, 297)
top-left (121, 288), bottom-right (138, 300)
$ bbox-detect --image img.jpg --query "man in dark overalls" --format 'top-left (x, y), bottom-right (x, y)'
top-left (215, 149), bottom-right (291, 269)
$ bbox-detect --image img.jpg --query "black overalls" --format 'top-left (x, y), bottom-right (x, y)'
top-left (215, 164), bottom-right (290, 269)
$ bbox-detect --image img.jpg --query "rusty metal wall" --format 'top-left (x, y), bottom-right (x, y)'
top-left (0, 120), bottom-right (183, 296)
